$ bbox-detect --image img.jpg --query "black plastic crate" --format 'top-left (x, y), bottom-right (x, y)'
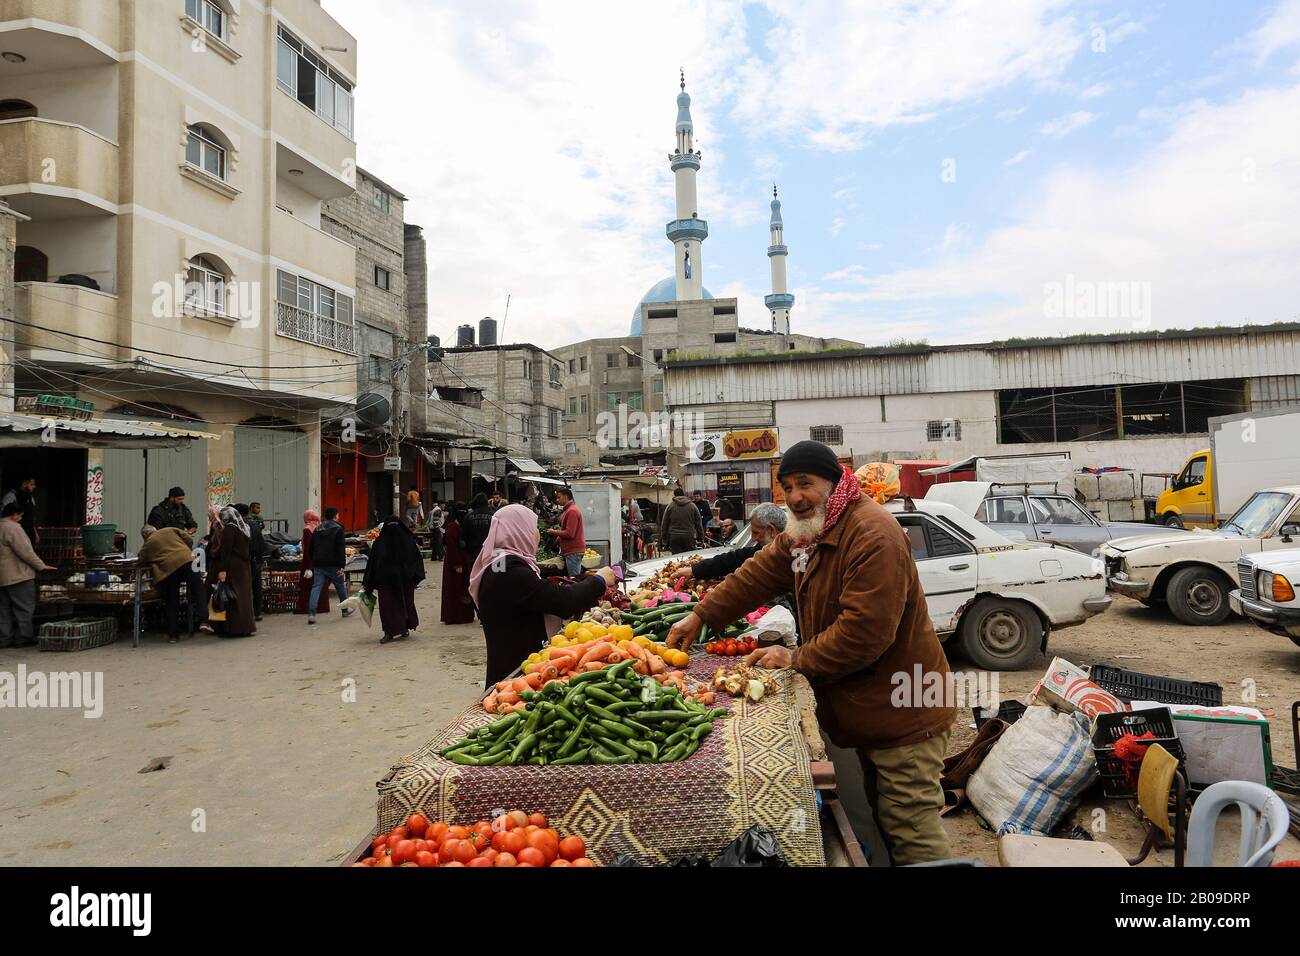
top-left (972, 699), bottom-right (1027, 730)
top-left (1089, 664), bottom-right (1222, 707)
top-left (1091, 708), bottom-right (1185, 799)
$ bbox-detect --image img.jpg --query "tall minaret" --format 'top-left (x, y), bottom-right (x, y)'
top-left (667, 70), bottom-right (707, 300)
top-left (764, 185), bottom-right (794, 334)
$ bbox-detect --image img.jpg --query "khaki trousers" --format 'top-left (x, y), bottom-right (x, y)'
top-left (856, 729), bottom-right (952, 866)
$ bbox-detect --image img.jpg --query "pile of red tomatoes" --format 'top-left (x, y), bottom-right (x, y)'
top-left (354, 810), bottom-right (595, 867)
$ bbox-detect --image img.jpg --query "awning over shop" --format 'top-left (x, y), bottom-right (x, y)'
top-left (0, 413), bottom-right (212, 449)
top-left (507, 457), bottom-right (546, 475)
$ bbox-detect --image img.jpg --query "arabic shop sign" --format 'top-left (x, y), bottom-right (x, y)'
top-left (688, 428), bottom-right (779, 464)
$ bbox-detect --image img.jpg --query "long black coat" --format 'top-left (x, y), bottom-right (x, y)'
top-left (476, 557), bottom-right (605, 686)
top-left (207, 523), bottom-right (256, 636)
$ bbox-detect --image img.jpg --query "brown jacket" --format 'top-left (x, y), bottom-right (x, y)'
top-left (0, 518), bottom-right (45, 586)
top-left (138, 527), bottom-right (196, 583)
top-left (695, 496), bottom-right (955, 751)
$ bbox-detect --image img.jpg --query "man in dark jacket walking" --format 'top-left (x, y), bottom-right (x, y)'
top-left (147, 487), bottom-right (197, 534)
top-left (460, 493), bottom-right (494, 564)
top-left (307, 507), bottom-right (352, 624)
top-left (658, 492), bottom-right (704, 554)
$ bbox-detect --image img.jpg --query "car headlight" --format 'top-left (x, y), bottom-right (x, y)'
top-left (1267, 572), bottom-right (1296, 603)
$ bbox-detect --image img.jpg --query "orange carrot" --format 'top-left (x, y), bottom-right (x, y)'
top-left (549, 646), bottom-right (579, 661)
top-left (498, 689), bottom-right (520, 705)
top-left (577, 641), bottom-right (614, 666)
top-left (524, 672), bottom-right (543, 689)
top-left (606, 650), bottom-right (625, 664)
top-left (583, 661), bottom-right (605, 671)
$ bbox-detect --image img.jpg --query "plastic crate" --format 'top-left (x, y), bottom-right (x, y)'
top-left (1092, 708), bottom-right (1185, 798)
top-left (972, 699), bottom-right (1027, 730)
top-left (38, 617), bottom-right (118, 652)
top-left (1089, 664), bottom-right (1223, 707)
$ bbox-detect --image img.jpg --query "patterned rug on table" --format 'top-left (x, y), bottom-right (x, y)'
top-left (375, 655), bottom-right (826, 866)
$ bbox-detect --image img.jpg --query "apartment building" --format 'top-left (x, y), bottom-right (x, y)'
top-left (0, 199), bottom-right (26, 412)
top-left (440, 341), bottom-right (566, 466)
top-left (0, 0), bottom-right (361, 536)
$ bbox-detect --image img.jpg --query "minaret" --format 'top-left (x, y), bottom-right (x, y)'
top-left (666, 70), bottom-right (707, 300)
top-left (764, 184), bottom-right (794, 334)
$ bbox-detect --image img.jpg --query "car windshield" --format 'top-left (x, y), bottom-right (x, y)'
top-left (1222, 492), bottom-right (1293, 537)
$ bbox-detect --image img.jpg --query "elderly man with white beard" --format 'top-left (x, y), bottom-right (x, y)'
top-left (667, 440), bottom-right (955, 865)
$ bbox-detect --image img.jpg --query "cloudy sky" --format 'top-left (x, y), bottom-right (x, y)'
top-left (324, 0), bottom-right (1300, 350)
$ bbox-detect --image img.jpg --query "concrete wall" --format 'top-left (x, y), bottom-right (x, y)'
top-left (18, 216), bottom-right (118, 292)
top-left (0, 202), bottom-right (20, 411)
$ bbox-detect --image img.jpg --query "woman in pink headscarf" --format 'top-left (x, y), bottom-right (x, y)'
top-left (295, 508), bottom-right (330, 615)
top-left (470, 504), bottom-right (615, 687)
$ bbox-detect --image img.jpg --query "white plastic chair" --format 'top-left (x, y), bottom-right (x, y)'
top-left (1185, 781), bottom-right (1289, 867)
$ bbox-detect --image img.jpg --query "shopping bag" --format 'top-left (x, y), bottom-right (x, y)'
top-left (339, 591), bottom-right (375, 628)
top-left (207, 598), bottom-right (227, 623)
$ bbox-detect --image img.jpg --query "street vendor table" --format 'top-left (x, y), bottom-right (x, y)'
top-left (367, 654), bottom-right (852, 866)
top-left (36, 556), bottom-right (156, 648)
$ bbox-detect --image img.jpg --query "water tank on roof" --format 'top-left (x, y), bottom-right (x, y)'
top-left (355, 392), bottom-right (391, 429)
top-left (479, 317), bottom-right (498, 346)
top-left (456, 324), bottom-right (475, 347)
top-left (427, 334), bottom-right (440, 348)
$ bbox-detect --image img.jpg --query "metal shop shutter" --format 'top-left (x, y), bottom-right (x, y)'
top-left (234, 426), bottom-right (308, 533)
top-left (100, 420), bottom-right (210, 549)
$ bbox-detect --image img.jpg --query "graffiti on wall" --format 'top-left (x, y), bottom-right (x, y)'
top-left (207, 468), bottom-right (234, 507)
top-left (85, 466), bottom-right (104, 524)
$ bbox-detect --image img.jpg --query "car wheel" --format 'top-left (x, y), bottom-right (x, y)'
top-left (1166, 566), bottom-right (1232, 626)
top-left (1162, 513), bottom-right (1185, 529)
top-left (958, 598), bottom-right (1044, 671)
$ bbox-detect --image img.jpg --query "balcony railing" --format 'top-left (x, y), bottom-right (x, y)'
top-left (275, 301), bottom-right (355, 354)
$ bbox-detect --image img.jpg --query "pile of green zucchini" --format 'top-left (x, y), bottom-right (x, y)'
top-left (621, 600), bottom-right (751, 646)
top-left (437, 660), bottom-right (727, 766)
top-left (620, 601), bottom-right (698, 641)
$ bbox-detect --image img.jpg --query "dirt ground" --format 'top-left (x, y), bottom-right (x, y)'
top-left (1, 570), bottom-right (1296, 866)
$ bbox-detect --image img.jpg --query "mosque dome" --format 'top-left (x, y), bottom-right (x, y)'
top-left (630, 276), bottom-right (714, 335)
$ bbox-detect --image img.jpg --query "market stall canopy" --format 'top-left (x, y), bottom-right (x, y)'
top-left (0, 413), bottom-right (217, 449)
top-left (619, 474), bottom-right (676, 504)
top-left (507, 457), bottom-right (546, 475)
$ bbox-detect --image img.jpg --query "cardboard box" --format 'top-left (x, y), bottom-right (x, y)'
top-left (1130, 702), bottom-right (1273, 788)
top-left (1028, 657), bottom-right (1127, 718)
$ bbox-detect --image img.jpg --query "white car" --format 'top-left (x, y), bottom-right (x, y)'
top-left (626, 499), bottom-right (1111, 671)
top-left (1100, 487), bottom-right (1300, 626)
top-left (1230, 548), bottom-right (1300, 647)
top-left (624, 525), bottom-right (751, 582)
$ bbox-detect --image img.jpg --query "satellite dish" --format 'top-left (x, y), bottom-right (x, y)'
top-left (355, 392), bottom-right (391, 429)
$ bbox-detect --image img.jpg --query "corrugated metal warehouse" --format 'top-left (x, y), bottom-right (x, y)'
top-left (663, 323), bottom-right (1300, 475)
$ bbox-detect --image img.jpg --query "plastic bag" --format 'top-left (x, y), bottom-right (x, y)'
top-left (966, 706), bottom-right (1096, 837)
top-left (339, 591), bottom-right (376, 628)
top-left (609, 825), bottom-right (788, 867)
top-left (211, 580), bottom-right (237, 612)
top-left (854, 462), bottom-right (901, 504)
top-left (753, 605), bottom-right (797, 648)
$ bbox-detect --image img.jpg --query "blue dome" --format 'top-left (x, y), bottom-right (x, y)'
top-left (677, 90), bottom-right (691, 108)
top-left (630, 276), bottom-right (713, 335)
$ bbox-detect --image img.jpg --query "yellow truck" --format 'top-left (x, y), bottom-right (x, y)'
top-left (1156, 407), bottom-right (1300, 529)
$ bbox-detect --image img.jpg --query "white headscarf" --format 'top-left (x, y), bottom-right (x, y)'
top-left (220, 505), bottom-right (250, 537)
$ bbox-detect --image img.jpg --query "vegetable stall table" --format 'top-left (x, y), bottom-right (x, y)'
top-left (36, 556), bottom-right (158, 648)
top-left (352, 653), bottom-right (864, 866)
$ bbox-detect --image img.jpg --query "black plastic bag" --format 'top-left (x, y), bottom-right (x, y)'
top-left (211, 580), bottom-right (238, 612)
top-left (610, 825), bottom-right (788, 868)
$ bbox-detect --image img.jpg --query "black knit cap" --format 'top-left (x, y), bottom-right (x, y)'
top-left (169, 486), bottom-right (185, 498)
top-left (776, 440), bottom-right (843, 484)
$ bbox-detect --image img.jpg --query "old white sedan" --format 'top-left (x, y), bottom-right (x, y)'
top-left (625, 499), bottom-right (1110, 671)
top-left (1230, 547), bottom-right (1300, 647)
